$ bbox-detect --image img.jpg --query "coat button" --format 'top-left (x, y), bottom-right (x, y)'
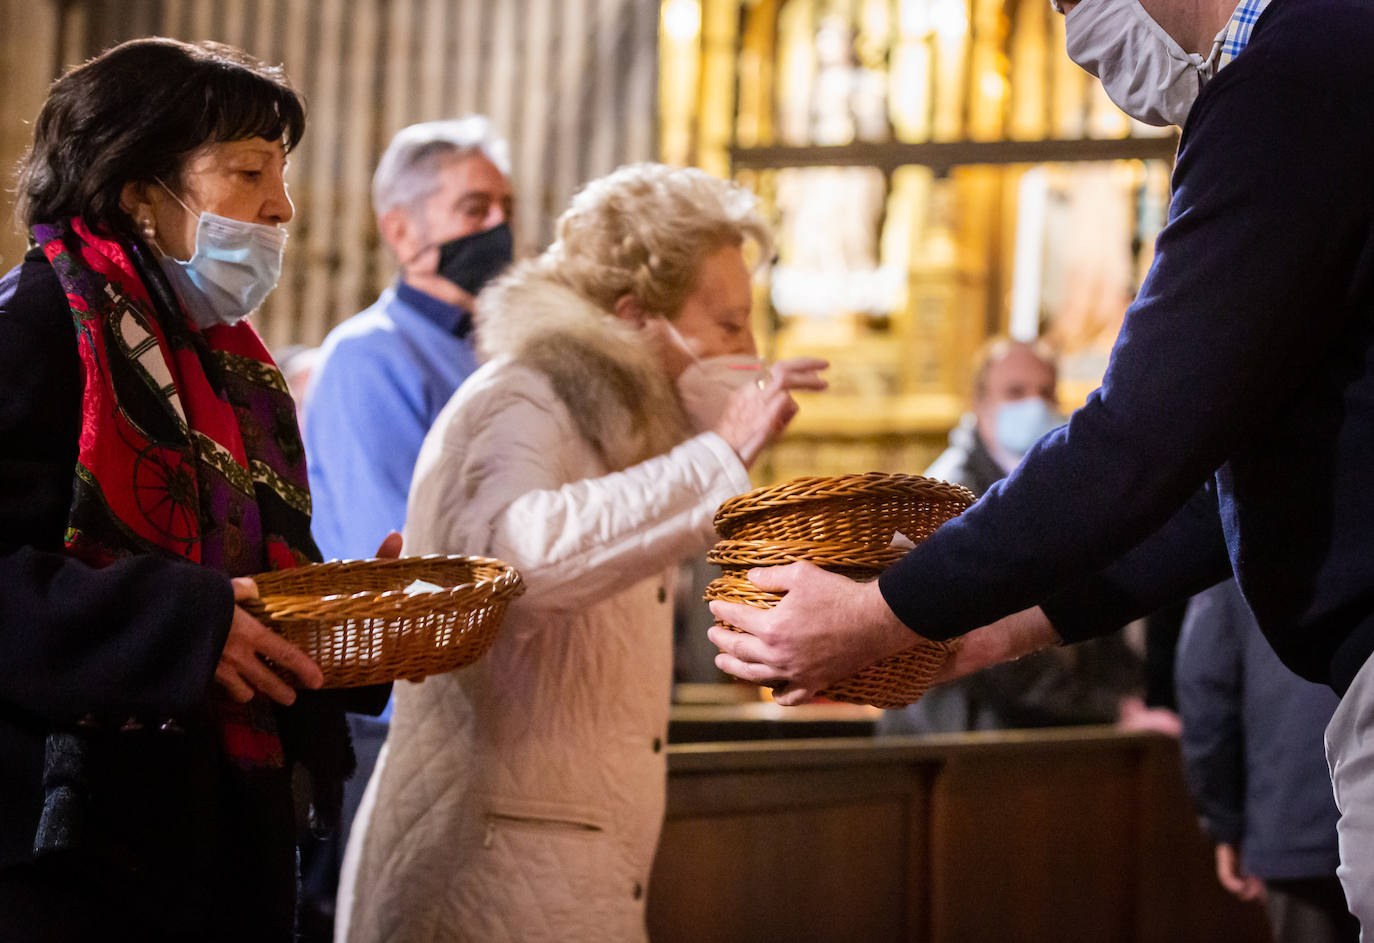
top-left (633, 882), bottom-right (644, 900)
top-left (657, 586), bottom-right (666, 603)
top-left (652, 737), bottom-right (662, 753)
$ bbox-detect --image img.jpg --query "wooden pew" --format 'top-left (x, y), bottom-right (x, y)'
top-left (648, 728), bottom-right (1274, 942)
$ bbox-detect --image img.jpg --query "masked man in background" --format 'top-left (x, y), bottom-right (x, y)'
top-left (710, 0), bottom-right (1374, 930)
top-left (925, 337), bottom-right (1065, 495)
top-left (305, 116), bottom-right (513, 560)
top-left (879, 338), bottom-right (1146, 735)
top-left (297, 116), bottom-right (514, 939)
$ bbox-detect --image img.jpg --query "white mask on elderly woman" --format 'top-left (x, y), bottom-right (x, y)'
top-left (676, 354), bottom-right (770, 431)
top-left (1065, 0), bottom-right (1226, 128)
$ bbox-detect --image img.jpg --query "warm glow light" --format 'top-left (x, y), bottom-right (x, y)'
top-left (1010, 167), bottom-right (1048, 342)
top-left (979, 69), bottom-right (1007, 101)
top-left (663, 0), bottom-right (702, 42)
top-left (900, 0), bottom-right (927, 34)
top-left (931, 0), bottom-right (969, 40)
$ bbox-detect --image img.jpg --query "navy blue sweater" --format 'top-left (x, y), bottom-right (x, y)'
top-left (879, 0), bottom-right (1374, 694)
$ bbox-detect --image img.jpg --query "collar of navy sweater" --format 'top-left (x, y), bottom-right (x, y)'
top-left (395, 278), bottom-right (473, 340)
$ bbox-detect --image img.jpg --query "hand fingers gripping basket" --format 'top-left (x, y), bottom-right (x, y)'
top-left (242, 555), bottom-right (524, 688)
top-left (705, 473), bottom-right (975, 710)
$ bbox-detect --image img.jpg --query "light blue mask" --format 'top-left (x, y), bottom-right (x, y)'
top-left (156, 208), bottom-right (288, 330)
top-left (993, 397), bottom-right (1065, 458)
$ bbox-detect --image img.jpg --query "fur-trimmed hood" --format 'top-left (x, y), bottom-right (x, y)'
top-left (473, 261), bottom-right (691, 471)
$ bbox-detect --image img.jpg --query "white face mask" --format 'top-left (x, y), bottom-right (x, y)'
top-left (1065, 0), bottom-right (1226, 128)
top-left (676, 354), bottom-right (769, 431)
top-left (153, 183), bottom-right (288, 329)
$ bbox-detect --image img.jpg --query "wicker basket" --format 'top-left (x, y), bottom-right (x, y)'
top-left (707, 538), bottom-right (909, 573)
top-left (714, 472), bottom-right (975, 546)
top-left (706, 473), bottom-right (974, 709)
top-left (703, 573), bottom-right (959, 710)
top-left (242, 555), bottom-right (524, 688)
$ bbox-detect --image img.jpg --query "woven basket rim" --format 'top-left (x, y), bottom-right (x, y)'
top-left (247, 554), bottom-right (523, 622)
top-left (713, 472), bottom-right (975, 530)
top-left (242, 553), bottom-right (524, 688)
top-left (706, 538), bottom-right (909, 570)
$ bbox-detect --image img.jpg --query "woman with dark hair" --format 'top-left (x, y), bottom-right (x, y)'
top-left (0, 37), bottom-right (383, 941)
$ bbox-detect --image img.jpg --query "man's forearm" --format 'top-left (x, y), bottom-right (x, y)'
top-left (932, 606), bottom-right (1061, 687)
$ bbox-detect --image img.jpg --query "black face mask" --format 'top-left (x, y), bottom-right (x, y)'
top-left (436, 222), bottom-right (513, 298)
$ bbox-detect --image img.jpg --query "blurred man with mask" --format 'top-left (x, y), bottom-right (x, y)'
top-left (298, 117), bottom-right (513, 940)
top-left (879, 338), bottom-right (1145, 735)
top-left (927, 337), bottom-right (1064, 493)
top-left (305, 116), bottom-right (513, 560)
top-left (709, 0), bottom-right (1374, 930)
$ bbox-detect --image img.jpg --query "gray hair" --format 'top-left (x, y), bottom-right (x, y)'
top-left (371, 115), bottom-right (510, 218)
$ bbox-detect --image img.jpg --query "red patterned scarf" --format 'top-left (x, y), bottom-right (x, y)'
top-left (32, 217), bottom-right (318, 769)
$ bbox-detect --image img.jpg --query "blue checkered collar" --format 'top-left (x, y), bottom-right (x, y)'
top-left (1216, 0), bottom-right (1275, 70)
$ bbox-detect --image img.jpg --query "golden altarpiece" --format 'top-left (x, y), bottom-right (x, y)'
top-left (660, 0), bottom-right (1178, 483)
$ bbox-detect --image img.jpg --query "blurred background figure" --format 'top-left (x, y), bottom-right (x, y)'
top-left (336, 163), bottom-right (825, 943)
top-left (305, 116), bottom-right (513, 561)
top-left (273, 342), bottom-right (319, 413)
top-left (1177, 579), bottom-right (1358, 943)
top-left (297, 116), bottom-right (513, 942)
top-left (878, 337), bottom-right (1146, 735)
top-left (927, 335), bottom-right (1063, 492)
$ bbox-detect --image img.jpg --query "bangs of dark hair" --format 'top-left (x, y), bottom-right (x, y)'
top-left (14, 37), bottom-right (307, 233)
top-left (180, 41), bottom-right (306, 154)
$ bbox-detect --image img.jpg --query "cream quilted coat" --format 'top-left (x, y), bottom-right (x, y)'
top-left (335, 266), bottom-right (752, 943)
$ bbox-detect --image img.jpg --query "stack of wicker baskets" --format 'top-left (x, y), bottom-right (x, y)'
top-left (243, 554), bottom-right (523, 688)
top-left (705, 473), bottom-right (975, 709)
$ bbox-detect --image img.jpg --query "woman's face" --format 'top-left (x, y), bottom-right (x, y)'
top-left (147, 137), bottom-right (294, 260)
top-left (671, 244), bottom-right (757, 360)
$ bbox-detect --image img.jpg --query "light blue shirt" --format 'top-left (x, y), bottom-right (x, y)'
top-left (304, 280), bottom-right (478, 563)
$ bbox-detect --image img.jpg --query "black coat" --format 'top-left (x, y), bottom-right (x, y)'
top-left (0, 248), bottom-right (383, 941)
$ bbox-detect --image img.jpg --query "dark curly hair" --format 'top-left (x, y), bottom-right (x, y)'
top-left (14, 37), bottom-right (306, 236)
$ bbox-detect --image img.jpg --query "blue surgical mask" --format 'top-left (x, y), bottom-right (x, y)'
top-left (993, 397), bottom-right (1065, 458)
top-left (153, 182), bottom-right (287, 329)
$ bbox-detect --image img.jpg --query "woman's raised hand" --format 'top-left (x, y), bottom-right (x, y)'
top-left (713, 357), bottom-right (828, 468)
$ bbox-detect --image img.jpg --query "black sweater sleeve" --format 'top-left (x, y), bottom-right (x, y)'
top-left (0, 249), bottom-right (234, 725)
top-left (1041, 484), bottom-right (1233, 644)
top-left (877, 33), bottom-right (1374, 643)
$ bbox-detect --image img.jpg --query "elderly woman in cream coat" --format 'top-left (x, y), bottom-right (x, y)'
top-left (337, 164), bottom-right (826, 943)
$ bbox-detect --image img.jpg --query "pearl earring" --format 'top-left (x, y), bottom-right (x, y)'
top-left (139, 216), bottom-right (157, 241)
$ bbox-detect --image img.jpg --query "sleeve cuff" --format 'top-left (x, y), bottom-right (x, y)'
top-left (687, 432), bottom-right (754, 544)
top-left (877, 566), bottom-right (953, 640)
top-left (694, 431), bottom-right (754, 500)
top-left (1039, 579), bottom-right (1140, 645)
top-left (1200, 813), bottom-right (1244, 847)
